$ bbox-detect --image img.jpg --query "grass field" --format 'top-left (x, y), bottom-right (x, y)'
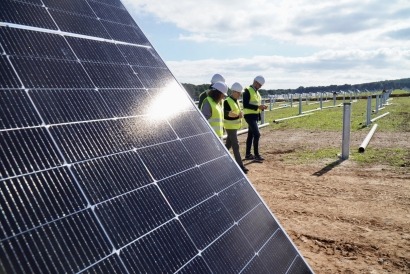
top-left (251, 90), bottom-right (409, 168)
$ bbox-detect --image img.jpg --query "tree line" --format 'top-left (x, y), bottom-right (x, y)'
top-left (182, 78), bottom-right (410, 101)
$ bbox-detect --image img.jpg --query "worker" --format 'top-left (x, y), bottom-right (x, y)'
top-left (198, 73), bottom-right (225, 109)
top-left (201, 81), bottom-right (228, 138)
top-left (243, 75), bottom-right (267, 162)
top-left (224, 82), bottom-right (249, 174)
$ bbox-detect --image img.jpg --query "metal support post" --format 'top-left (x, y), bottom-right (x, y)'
top-left (333, 93), bottom-right (336, 106)
top-left (375, 95), bottom-right (379, 114)
top-left (299, 95), bottom-right (302, 115)
top-left (320, 93), bottom-right (323, 109)
top-left (366, 96), bottom-right (372, 126)
top-left (342, 103), bottom-right (351, 160)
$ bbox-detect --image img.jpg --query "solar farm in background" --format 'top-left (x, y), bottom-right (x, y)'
top-left (0, 0), bottom-right (312, 273)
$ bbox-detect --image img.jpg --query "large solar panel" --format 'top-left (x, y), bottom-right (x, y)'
top-left (0, 0), bottom-right (313, 273)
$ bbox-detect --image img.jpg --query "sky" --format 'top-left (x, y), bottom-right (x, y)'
top-left (123, 0), bottom-right (410, 90)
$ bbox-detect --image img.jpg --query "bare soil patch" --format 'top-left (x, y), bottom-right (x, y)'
top-left (240, 129), bottom-right (410, 273)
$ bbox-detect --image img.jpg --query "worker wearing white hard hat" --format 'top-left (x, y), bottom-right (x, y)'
top-left (198, 73), bottom-right (226, 109)
top-left (201, 81), bottom-right (228, 138)
top-left (242, 75), bottom-right (267, 162)
top-left (224, 82), bottom-right (248, 174)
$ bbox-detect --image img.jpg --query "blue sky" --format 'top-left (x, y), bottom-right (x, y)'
top-left (124, 0), bottom-right (410, 89)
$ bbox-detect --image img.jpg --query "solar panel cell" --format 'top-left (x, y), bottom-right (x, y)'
top-left (180, 196), bottom-right (234, 250)
top-left (138, 140), bottom-right (196, 180)
top-left (95, 184), bottom-right (174, 248)
top-left (169, 111), bottom-right (210, 138)
top-left (177, 256), bottom-right (212, 273)
top-left (0, 89), bottom-right (42, 129)
top-left (81, 254), bottom-right (127, 274)
top-left (49, 9), bottom-right (111, 39)
top-left (238, 204), bottom-right (280, 251)
top-left (182, 133), bottom-right (226, 164)
top-left (258, 230), bottom-right (299, 273)
top-left (133, 66), bottom-right (175, 88)
top-left (10, 56), bottom-right (94, 88)
top-left (72, 151), bottom-right (152, 204)
top-left (88, 0), bottom-right (125, 9)
top-left (287, 256), bottom-right (313, 274)
top-left (30, 89), bottom-right (113, 124)
top-left (43, 0), bottom-right (95, 17)
top-left (202, 225), bottom-right (254, 273)
top-left (66, 36), bottom-right (127, 64)
top-left (0, 167), bottom-right (87, 239)
top-left (0, 210), bottom-right (112, 273)
top-left (157, 167), bottom-right (214, 214)
top-left (0, 128), bottom-right (63, 178)
top-left (219, 179), bottom-right (261, 221)
top-left (100, 20), bottom-right (148, 45)
top-left (87, 1), bottom-right (137, 27)
top-left (98, 89), bottom-right (150, 117)
top-left (118, 44), bottom-right (165, 67)
top-left (121, 219), bottom-right (197, 273)
top-left (241, 256), bottom-right (270, 274)
top-left (0, 28), bottom-right (76, 60)
top-left (0, 0), bottom-right (57, 29)
top-left (0, 55), bottom-right (21, 89)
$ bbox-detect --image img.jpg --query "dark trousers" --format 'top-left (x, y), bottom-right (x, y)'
top-left (225, 129), bottom-right (244, 167)
top-left (245, 117), bottom-right (260, 156)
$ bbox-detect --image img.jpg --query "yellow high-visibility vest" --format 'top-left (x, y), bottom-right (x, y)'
top-left (243, 86), bottom-right (261, 115)
top-left (224, 97), bottom-right (242, 130)
top-left (203, 96), bottom-right (223, 137)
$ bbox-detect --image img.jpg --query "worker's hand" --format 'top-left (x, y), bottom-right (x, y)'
top-left (258, 105), bottom-right (267, 110)
top-left (228, 111), bottom-right (239, 118)
top-left (238, 111), bottom-right (244, 118)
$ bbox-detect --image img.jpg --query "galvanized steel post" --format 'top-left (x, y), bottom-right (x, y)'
top-left (342, 102), bottom-right (351, 160)
top-left (366, 96), bottom-right (372, 126)
top-left (299, 95), bottom-right (302, 115)
top-left (333, 93), bottom-right (336, 106)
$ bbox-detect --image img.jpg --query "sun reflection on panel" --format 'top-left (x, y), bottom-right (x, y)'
top-left (146, 81), bottom-right (194, 121)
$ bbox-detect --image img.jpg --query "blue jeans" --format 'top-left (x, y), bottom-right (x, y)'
top-left (245, 117), bottom-right (260, 156)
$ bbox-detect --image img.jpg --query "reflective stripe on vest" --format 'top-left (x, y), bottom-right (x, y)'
top-left (224, 97), bottom-right (242, 130)
top-left (204, 96), bottom-right (223, 137)
top-left (243, 86), bottom-right (261, 115)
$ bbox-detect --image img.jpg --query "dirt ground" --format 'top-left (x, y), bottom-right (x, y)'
top-left (240, 129), bottom-right (410, 273)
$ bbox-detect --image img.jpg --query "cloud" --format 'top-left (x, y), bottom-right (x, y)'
top-left (167, 48), bottom-right (410, 89)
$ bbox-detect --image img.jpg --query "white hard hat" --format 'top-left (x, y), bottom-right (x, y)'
top-left (211, 73), bottom-right (225, 84)
top-left (231, 82), bottom-right (243, 93)
top-left (212, 81), bottom-right (228, 96)
top-left (254, 75), bottom-right (265, 85)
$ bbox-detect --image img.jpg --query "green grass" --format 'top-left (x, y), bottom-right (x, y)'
top-left (252, 91), bottom-right (409, 168)
top-left (261, 95), bottom-right (409, 132)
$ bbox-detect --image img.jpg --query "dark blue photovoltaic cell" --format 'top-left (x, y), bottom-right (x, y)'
top-left (43, 0), bottom-right (95, 17)
top-left (202, 226), bottom-right (254, 273)
top-left (98, 89), bottom-right (150, 117)
top-left (118, 44), bottom-right (165, 67)
top-left (259, 230), bottom-right (299, 273)
top-left (100, 20), bottom-right (149, 45)
top-left (0, 89), bottom-right (42, 129)
top-left (82, 254), bottom-right (127, 274)
top-left (133, 66), bottom-right (175, 88)
top-left (138, 140), bottom-right (196, 180)
top-left (169, 111), bottom-right (210, 138)
top-left (182, 133), bottom-right (226, 164)
top-left (81, 254), bottom-right (127, 274)
top-left (72, 151), bottom-right (153, 204)
top-left (199, 156), bottom-right (244, 192)
top-left (0, 127), bottom-right (63, 178)
top-left (10, 56), bottom-right (94, 88)
top-left (219, 179), bottom-right (261, 221)
top-left (96, 184), bottom-right (174, 248)
top-left (238, 204), bottom-right (280, 251)
top-left (88, 1), bottom-right (137, 26)
top-left (121, 220), bottom-right (198, 273)
top-left (49, 9), bottom-right (111, 39)
top-left (82, 62), bottom-right (143, 88)
top-left (177, 256), bottom-right (212, 274)
top-left (0, 55), bottom-right (21, 89)
top-left (0, 167), bottom-right (87, 239)
top-left (287, 256), bottom-right (313, 274)
top-left (14, 0), bottom-right (43, 4)
top-left (0, 210), bottom-right (112, 274)
top-left (241, 256), bottom-right (270, 274)
top-left (50, 120), bottom-right (132, 163)
top-left (30, 89), bottom-right (114, 124)
top-left (180, 196), bottom-right (234, 250)
top-left (157, 167), bottom-right (214, 214)
top-left (66, 36), bottom-right (127, 64)
top-left (0, 0), bottom-right (57, 29)
top-left (0, 28), bottom-right (76, 60)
